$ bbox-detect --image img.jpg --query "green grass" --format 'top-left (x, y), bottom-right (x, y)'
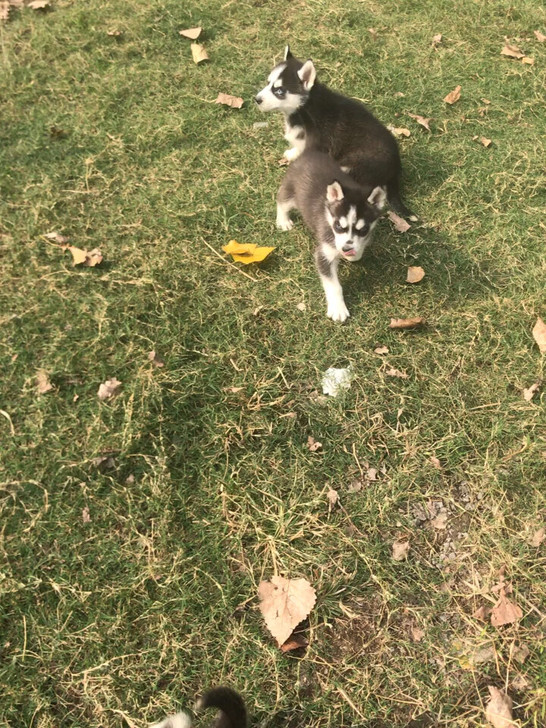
top-left (1, 0), bottom-right (545, 726)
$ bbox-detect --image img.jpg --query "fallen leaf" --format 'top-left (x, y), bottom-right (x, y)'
top-left (407, 112), bottom-right (431, 132)
top-left (473, 605), bottom-right (492, 621)
top-left (468, 644), bottom-right (496, 666)
top-left (388, 211), bottom-right (411, 232)
top-left (148, 350), bottom-right (165, 368)
top-left (476, 136), bottom-right (492, 148)
top-left (278, 157), bottom-right (289, 166)
top-left (348, 478), bottom-right (363, 492)
top-left (389, 317), bottom-right (425, 329)
top-left (374, 345), bottom-right (389, 355)
top-left (280, 633), bottom-right (308, 653)
top-left (82, 506), bottom-right (91, 523)
top-left (296, 302), bottom-right (306, 312)
top-left (98, 377), bottom-right (122, 401)
top-left (66, 245), bottom-right (88, 265)
top-left (215, 92), bottom-right (244, 109)
top-left (532, 317), bottom-right (546, 353)
top-left (222, 240), bottom-right (275, 265)
top-left (411, 626), bottom-right (425, 642)
top-left (443, 85), bottom-right (461, 104)
top-left (179, 26), bottom-right (202, 39)
top-left (491, 590), bottom-right (523, 627)
top-left (511, 674), bottom-right (529, 691)
top-left (534, 30), bottom-right (546, 43)
top-left (406, 266), bottom-right (425, 283)
top-left (430, 456), bottom-right (442, 469)
top-left (85, 248), bottom-right (103, 267)
top-left (387, 125), bottom-right (411, 138)
top-left (432, 33), bottom-right (442, 45)
top-left (49, 124), bottom-right (67, 138)
top-left (528, 526), bottom-right (545, 547)
top-left (1, 2), bottom-right (10, 22)
top-left (368, 27), bottom-right (377, 39)
top-left (430, 510), bottom-right (448, 530)
top-left (521, 56), bottom-right (534, 65)
top-left (191, 43), bottom-right (209, 64)
top-left (93, 454), bottom-right (116, 471)
top-left (307, 436), bottom-right (322, 452)
top-left (392, 539), bottom-right (410, 561)
top-left (485, 687), bottom-right (516, 728)
top-left (321, 366), bottom-right (353, 396)
top-left (523, 381), bottom-right (540, 401)
top-left (107, 29), bottom-right (122, 37)
top-left (386, 367), bottom-right (408, 379)
top-left (28, 0), bottom-right (50, 8)
top-left (511, 643), bottom-right (530, 664)
top-left (73, 393), bottom-right (79, 402)
top-left (366, 467), bottom-right (378, 481)
top-left (125, 474), bottom-right (135, 485)
top-left (327, 487), bottom-right (339, 510)
top-left (36, 370), bottom-right (54, 394)
top-left (501, 43), bottom-right (524, 59)
top-left (258, 576), bottom-right (317, 647)
top-left (64, 245), bottom-right (103, 267)
top-left (45, 230), bottom-right (69, 244)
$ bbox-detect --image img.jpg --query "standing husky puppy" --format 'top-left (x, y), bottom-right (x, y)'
top-left (256, 47), bottom-right (415, 221)
top-left (150, 687), bottom-right (247, 728)
top-left (277, 150), bottom-right (386, 323)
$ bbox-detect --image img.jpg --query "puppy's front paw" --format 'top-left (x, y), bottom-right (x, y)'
top-left (327, 300), bottom-right (350, 323)
top-left (283, 147), bottom-right (300, 161)
top-left (276, 218), bottom-right (294, 231)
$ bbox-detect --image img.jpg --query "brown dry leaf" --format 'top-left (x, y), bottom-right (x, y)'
top-left (257, 576), bottom-right (317, 647)
top-left (374, 345), bottom-right (389, 355)
top-left (534, 30), bottom-right (546, 43)
top-left (406, 266), bottom-right (425, 283)
top-left (368, 27), bottom-right (377, 39)
top-left (366, 467), bottom-right (378, 481)
top-left (64, 245), bottom-right (103, 267)
top-left (407, 112), bottom-right (431, 132)
top-left (511, 643), bottom-right (530, 664)
top-left (307, 436), bottom-right (322, 452)
top-left (28, 0), bottom-right (50, 8)
top-left (388, 125), bottom-right (411, 138)
top-left (491, 590), bottom-right (523, 627)
top-left (430, 456), bottom-right (442, 469)
top-left (386, 367), bottom-right (408, 379)
top-left (468, 644), bottom-right (496, 666)
top-left (521, 56), bottom-right (534, 65)
top-left (93, 454), bottom-right (116, 471)
top-left (327, 487), bottom-right (339, 511)
top-left (389, 316), bottom-right (425, 329)
top-left (411, 625), bottom-right (425, 642)
top-left (511, 674), bottom-right (529, 691)
top-left (476, 136), bottom-right (492, 148)
top-left (97, 377), bottom-right (122, 401)
top-left (45, 230), bottom-right (70, 244)
top-left (501, 43), bottom-right (524, 59)
top-left (215, 92), bottom-right (244, 109)
top-left (388, 211), bottom-right (411, 232)
top-left (85, 248), bottom-right (103, 267)
top-left (432, 33), bottom-right (442, 46)
top-left (148, 350), bottom-right (165, 368)
top-left (528, 526), bottom-right (545, 547)
top-left (107, 29), bottom-right (122, 36)
top-left (36, 370), bottom-right (54, 394)
top-left (1, 2), bottom-right (10, 21)
top-left (66, 245), bottom-right (88, 265)
top-left (485, 687), bottom-right (516, 728)
top-left (473, 605), bottom-right (492, 621)
top-left (392, 539), bottom-right (410, 561)
top-left (280, 633), bottom-right (308, 653)
top-left (348, 478), bottom-right (363, 493)
top-left (191, 43), bottom-right (209, 64)
top-left (523, 381), bottom-right (540, 401)
top-left (296, 302), bottom-right (306, 312)
top-left (82, 506), bottom-right (91, 523)
top-left (179, 26), bottom-right (202, 39)
top-left (443, 85), bottom-right (461, 104)
top-left (430, 510), bottom-right (448, 530)
top-left (532, 317), bottom-right (546, 353)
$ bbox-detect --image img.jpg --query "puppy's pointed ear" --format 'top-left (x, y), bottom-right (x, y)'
top-left (326, 181), bottom-right (344, 203)
top-left (284, 45), bottom-right (293, 61)
top-left (297, 60), bottom-right (316, 90)
top-left (367, 186), bottom-right (387, 210)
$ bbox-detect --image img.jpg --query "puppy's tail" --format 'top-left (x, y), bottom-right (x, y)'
top-left (149, 711), bottom-right (193, 728)
top-left (196, 687), bottom-right (248, 728)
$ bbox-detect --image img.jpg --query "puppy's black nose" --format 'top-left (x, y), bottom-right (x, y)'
top-left (254, 95), bottom-right (263, 105)
top-left (342, 244), bottom-right (353, 252)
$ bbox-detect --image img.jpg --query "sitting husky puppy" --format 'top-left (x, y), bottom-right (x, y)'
top-left (277, 150), bottom-right (386, 323)
top-left (150, 686), bottom-right (247, 728)
top-left (256, 46), bottom-right (415, 221)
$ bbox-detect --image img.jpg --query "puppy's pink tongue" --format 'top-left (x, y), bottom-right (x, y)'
top-left (343, 250), bottom-right (356, 256)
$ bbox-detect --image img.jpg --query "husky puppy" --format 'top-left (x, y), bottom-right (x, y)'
top-left (277, 150), bottom-right (386, 323)
top-left (150, 687), bottom-right (247, 728)
top-left (256, 46), bottom-right (415, 220)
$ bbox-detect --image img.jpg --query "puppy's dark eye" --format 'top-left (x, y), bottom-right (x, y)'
top-left (273, 87), bottom-right (286, 97)
top-left (357, 224), bottom-right (369, 236)
top-left (333, 220), bottom-right (346, 233)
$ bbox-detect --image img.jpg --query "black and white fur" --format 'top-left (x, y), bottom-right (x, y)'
top-left (256, 46), bottom-right (415, 221)
top-left (277, 151), bottom-right (386, 323)
top-left (150, 687), bottom-right (247, 728)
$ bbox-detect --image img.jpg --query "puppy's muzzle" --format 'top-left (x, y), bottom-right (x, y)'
top-left (254, 95), bottom-right (263, 105)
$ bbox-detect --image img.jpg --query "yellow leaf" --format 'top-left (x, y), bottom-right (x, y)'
top-left (66, 245), bottom-right (88, 265)
top-left (222, 240), bottom-right (275, 265)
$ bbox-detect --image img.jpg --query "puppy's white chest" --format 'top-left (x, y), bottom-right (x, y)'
top-left (284, 122), bottom-right (306, 149)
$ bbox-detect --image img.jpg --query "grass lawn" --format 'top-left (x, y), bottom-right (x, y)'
top-left (1, 0), bottom-right (545, 726)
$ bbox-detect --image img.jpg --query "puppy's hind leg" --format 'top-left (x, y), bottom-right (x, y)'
top-left (386, 177), bottom-right (417, 222)
top-left (276, 180), bottom-right (296, 231)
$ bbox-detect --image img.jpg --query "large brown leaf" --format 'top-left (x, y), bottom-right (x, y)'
top-left (258, 576), bottom-right (316, 647)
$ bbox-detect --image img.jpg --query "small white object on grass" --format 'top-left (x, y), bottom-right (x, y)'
top-left (322, 366), bottom-right (354, 396)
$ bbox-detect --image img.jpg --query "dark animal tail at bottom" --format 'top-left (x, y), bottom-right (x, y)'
top-left (386, 178), bottom-right (417, 221)
top-left (197, 687), bottom-right (248, 728)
